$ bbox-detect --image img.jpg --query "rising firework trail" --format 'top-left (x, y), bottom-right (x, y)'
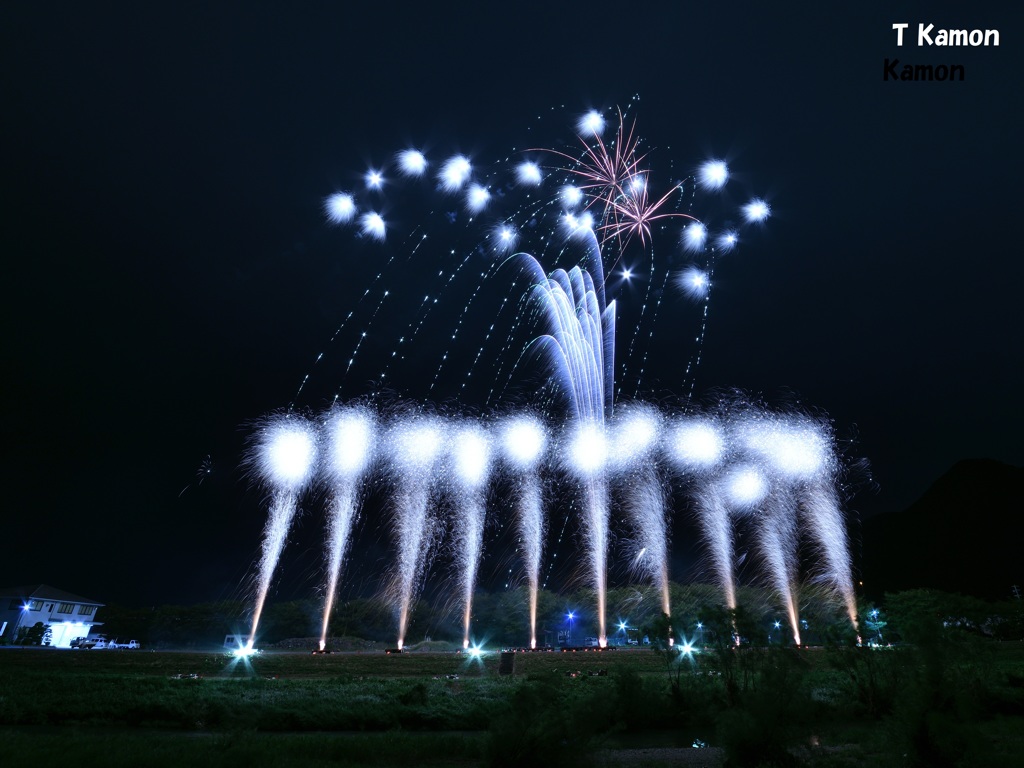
top-left (450, 423), bottom-right (493, 648)
top-left (609, 406), bottom-right (669, 617)
top-left (387, 416), bottom-right (445, 650)
top-left (319, 406), bottom-right (376, 650)
top-left (667, 418), bottom-right (733, 609)
top-left (566, 420), bottom-right (611, 646)
top-left (247, 416), bottom-right (317, 649)
top-left (500, 415), bottom-right (547, 648)
top-left (245, 403), bottom-right (858, 646)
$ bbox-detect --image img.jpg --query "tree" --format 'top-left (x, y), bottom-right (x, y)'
top-left (15, 622), bottom-right (49, 646)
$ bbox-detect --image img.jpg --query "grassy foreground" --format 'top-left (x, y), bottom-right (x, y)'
top-left (2, 643), bottom-right (1023, 767)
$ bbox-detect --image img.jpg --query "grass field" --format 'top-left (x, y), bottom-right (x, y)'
top-left (2, 643), bottom-right (1023, 767)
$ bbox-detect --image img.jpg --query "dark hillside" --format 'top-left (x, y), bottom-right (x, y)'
top-left (860, 459), bottom-right (1023, 600)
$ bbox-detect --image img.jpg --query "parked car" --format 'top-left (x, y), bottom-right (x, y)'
top-left (106, 639), bottom-right (141, 649)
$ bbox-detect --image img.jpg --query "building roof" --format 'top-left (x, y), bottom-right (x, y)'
top-left (0, 584), bottom-right (104, 606)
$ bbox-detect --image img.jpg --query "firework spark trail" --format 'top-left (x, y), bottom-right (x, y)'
top-left (518, 229), bottom-right (613, 419)
top-left (532, 268), bottom-right (609, 421)
top-left (587, 479), bottom-right (611, 646)
top-left (610, 406), bottom-right (669, 615)
top-left (450, 424), bottom-right (493, 648)
top-left (699, 486), bottom-right (738, 611)
top-left (294, 228), bottom-right (430, 407)
top-left (738, 413), bottom-right (857, 638)
top-left (388, 418), bottom-right (445, 649)
top-left (567, 421), bottom-right (611, 646)
top-left (484, 267), bottom-right (554, 409)
top-left (319, 407), bottom-right (376, 649)
top-left (501, 416), bottom-right (547, 648)
top-left (614, 164), bottom-right (702, 399)
top-left (683, 258), bottom-right (717, 408)
top-left (519, 236), bottom-right (619, 639)
top-left (321, 488), bottom-right (357, 649)
top-left (667, 418), bottom-right (732, 608)
top-left (247, 418), bottom-right (317, 648)
top-left (430, 195), bottom-right (569, 393)
top-left (623, 476), bottom-right (670, 615)
top-left (627, 260), bottom-right (675, 400)
top-left (756, 487), bottom-right (802, 645)
top-left (376, 156), bottom-right (557, 394)
top-left (518, 478), bottom-right (544, 646)
top-left (246, 404), bottom-right (860, 645)
top-left (250, 490), bottom-right (300, 647)
top-left (243, 105), bottom-right (849, 649)
top-left (802, 483), bottom-right (858, 629)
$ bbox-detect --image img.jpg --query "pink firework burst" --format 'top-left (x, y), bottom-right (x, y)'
top-left (537, 109), bottom-right (697, 254)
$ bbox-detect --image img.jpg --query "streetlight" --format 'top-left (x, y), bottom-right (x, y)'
top-left (567, 611), bottom-right (575, 646)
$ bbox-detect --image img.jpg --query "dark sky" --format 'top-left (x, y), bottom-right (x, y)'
top-left (4, 2), bottom-right (1022, 608)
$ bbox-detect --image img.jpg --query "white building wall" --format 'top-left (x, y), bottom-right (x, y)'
top-left (4, 599), bottom-right (100, 647)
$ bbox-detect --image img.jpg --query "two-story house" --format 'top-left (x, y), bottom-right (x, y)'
top-left (0, 585), bottom-right (104, 647)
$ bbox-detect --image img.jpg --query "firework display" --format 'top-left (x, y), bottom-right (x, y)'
top-left (243, 101), bottom-right (855, 651)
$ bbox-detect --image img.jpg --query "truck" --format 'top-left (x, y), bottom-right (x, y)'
top-left (106, 639), bottom-right (141, 649)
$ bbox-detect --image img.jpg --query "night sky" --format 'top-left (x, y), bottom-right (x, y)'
top-left (4, 2), bottom-right (1022, 608)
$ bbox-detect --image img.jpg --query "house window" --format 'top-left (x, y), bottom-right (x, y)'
top-left (28, 600), bottom-right (43, 611)
top-left (56, 603), bottom-right (75, 614)
top-left (77, 605), bottom-right (96, 617)
top-left (7, 600), bottom-right (19, 611)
